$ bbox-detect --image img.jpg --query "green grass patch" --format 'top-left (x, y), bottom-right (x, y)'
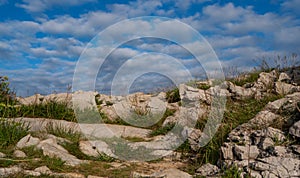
top-left (166, 87), bottom-right (180, 103)
top-left (0, 118), bottom-right (29, 148)
top-left (45, 123), bottom-right (81, 143)
top-left (148, 123), bottom-right (175, 137)
top-left (1, 101), bottom-right (76, 122)
top-left (229, 71), bottom-right (260, 86)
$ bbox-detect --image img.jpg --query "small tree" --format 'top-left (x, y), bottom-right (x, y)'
top-left (0, 76), bottom-right (15, 105)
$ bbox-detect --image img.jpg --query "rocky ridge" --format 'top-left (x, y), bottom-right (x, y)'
top-left (1, 67), bottom-right (300, 177)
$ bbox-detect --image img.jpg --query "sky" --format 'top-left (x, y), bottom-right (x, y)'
top-left (0, 0), bottom-right (299, 96)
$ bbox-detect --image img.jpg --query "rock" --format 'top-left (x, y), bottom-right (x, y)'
top-left (36, 138), bottom-right (83, 166)
top-left (221, 143), bottom-right (234, 160)
top-left (23, 170), bottom-right (41, 176)
top-left (196, 163), bottom-right (220, 176)
top-left (273, 146), bottom-right (288, 157)
top-left (17, 94), bottom-right (43, 105)
top-left (265, 97), bottom-right (289, 112)
top-left (275, 82), bottom-right (300, 95)
top-left (0, 152), bottom-right (6, 158)
top-left (12, 117), bottom-right (151, 139)
top-left (79, 140), bottom-right (115, 158)
top-left (179, 84), bottom-right (207, 105)
top-left (43, 92), bottom-right (72, 105)
top-left (227, 81), bottom-right (254, 99)
top-left (186, 128), bottom-right (202, 151)
top-left (264, 127), bottom-right (286, 142)
top-left (152, 168), bottom-right (192, 178)
top-left (53, 172), bottom-right (85, 178)
top-left (16, 134), bottom-right (40, 149)
top-left (289, 120), bottom-right (300, 138)
top-left (162, 115), bottom-right (178, 126)
top-left (0, 166), bottom-right (23, 177)
top-left (234, 145), bottom-right (260, 160)
top-left (251, 157), bottom-right (300, 177)
top-left (79, 140), bottom-right (99, 157)
top-left (292, 145), bottom-right (300, 155)
top-left (47, 134), bottom-right (71, 144)
top-left (260, 137), bottom-right (274, 150)
top-left (72, 91), bottom-right (98, 111)
top-left (261, 171), bottom-right (278, 178)
top-left (249, 170), bottom-right (262, 178)
top-left (34, 166), bottom-right (52, 175)
top-left (13, 150), bottom-right (27, 158)
top-left (248, 111), bottom-right (281, 128)
top-left (278, 72), bottom-right (291, 83)
top-left (253, 70), bottom-right (278, 92)
top-left (88, 176), bottom-right (108, 178)
top-left (100, 106), bottom-right (119, 121)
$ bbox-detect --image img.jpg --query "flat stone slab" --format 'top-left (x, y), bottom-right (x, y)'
top-left (11, 117), bottom-right (151, 139)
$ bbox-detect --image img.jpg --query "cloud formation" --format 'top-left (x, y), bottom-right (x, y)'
top-left (0, 0), bottom-right (299, 96)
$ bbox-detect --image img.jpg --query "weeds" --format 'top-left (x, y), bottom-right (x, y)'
top-left (148, 123), bottom-right (175, 137)
top-left (0, 76), bottom-right (16, 105)
top-left (191, 94), bottom-right (283, 166)
top-left (0, 118), bottom-right (29, 148)
top-left (166, 88), bottom-right (180, 103)
top-left (1, 101), bottom-right (76, 122)
top-left (230, 72), bottom-right (260, 86)
top-left (254, 53), bottom-right (299, 72)
top-left (45, 123), bottom-right (81, 143)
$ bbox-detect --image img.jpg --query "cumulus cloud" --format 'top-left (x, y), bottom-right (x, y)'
top-left (1, 1), bottom-right (299, 96)
top-left (282, 0), bottom-right (300, 16)
top-left (16, 0), bottom-right (97, 13)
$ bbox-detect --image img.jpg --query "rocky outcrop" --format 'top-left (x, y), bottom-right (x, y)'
top-left (3, 69), bottom-right (299, 177)
top-left (290, 120), bottom-right (300, 138)
top-left (132, 168), bottom-right (192, 178)
top-left (216, 91), bottom-right (300, 178)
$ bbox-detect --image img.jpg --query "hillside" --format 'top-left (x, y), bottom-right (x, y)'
top-left (0, 67), bottom-right (300, 178)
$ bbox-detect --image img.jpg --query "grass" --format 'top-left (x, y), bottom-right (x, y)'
top-left (148, 123), bottom-right (175, 137)
top-left (166, 87), bottom-right (180, 103)
top-left (122, 136), bottom-right (147, 142)
top-left (45, 123), bottom-right (81, 143)
top-left (0, 118), bottom-right (29, 148)
top-left (182, 94), bottom-right (283, 175)
top-left (229, 71), bottom-right (260, 86)
top-left (186, 80), bottom-right (211, 90)
top-left (1, 101), bottom-right (76, 122)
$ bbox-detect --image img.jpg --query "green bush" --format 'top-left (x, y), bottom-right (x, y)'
top-left (148, 123), bottom-right (175, 137)
top-left (230, 72), bottom-right (260, 86)
top-left (0, 118), bottom-right (29, 148)
top-left (1, 101), bottom-right (76, 121)
top-left (0, 76), bottom-right (16, 105)
top-left (166, 88), bottom-right (180, 103)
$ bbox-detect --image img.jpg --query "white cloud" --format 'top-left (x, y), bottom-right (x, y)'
top-left (108, 0), bottom-right (164, 17)
top-left (16, 0), bottom-right (97, 13)
top-left (282, 0), bottom-right (300, 16)
top-left (40, 11), bottom-right (123, 38)
top-left (1, 1), bottom-right (299, 96)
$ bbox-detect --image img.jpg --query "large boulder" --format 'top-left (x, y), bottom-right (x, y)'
top-left (290, 120), bottom-right (300, 138)
top-left (16, 134), bottom-right (40, 149)
top-left (36, 138), bottom-right (83, 166)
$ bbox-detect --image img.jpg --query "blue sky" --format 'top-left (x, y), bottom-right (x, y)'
top-left (0, 0), bottom-right (299, 96)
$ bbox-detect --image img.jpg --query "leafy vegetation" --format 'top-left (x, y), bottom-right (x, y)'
top-left (148, 123), bottom-right (175, 137)
top-left (45, 123), bottom-right (81, 143)
top-left (194, 94), bottom-right (282, 165)
top-left (230, 71), bottom-right (260, 86)
top-left (0, 76), bottom-right (16, 105)
top-left (1, 101), bottom-right (76, 122)
top-left (166, 87), bottom-right (180, 103)
top-left (0, 118), bottom-right (29, 148)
